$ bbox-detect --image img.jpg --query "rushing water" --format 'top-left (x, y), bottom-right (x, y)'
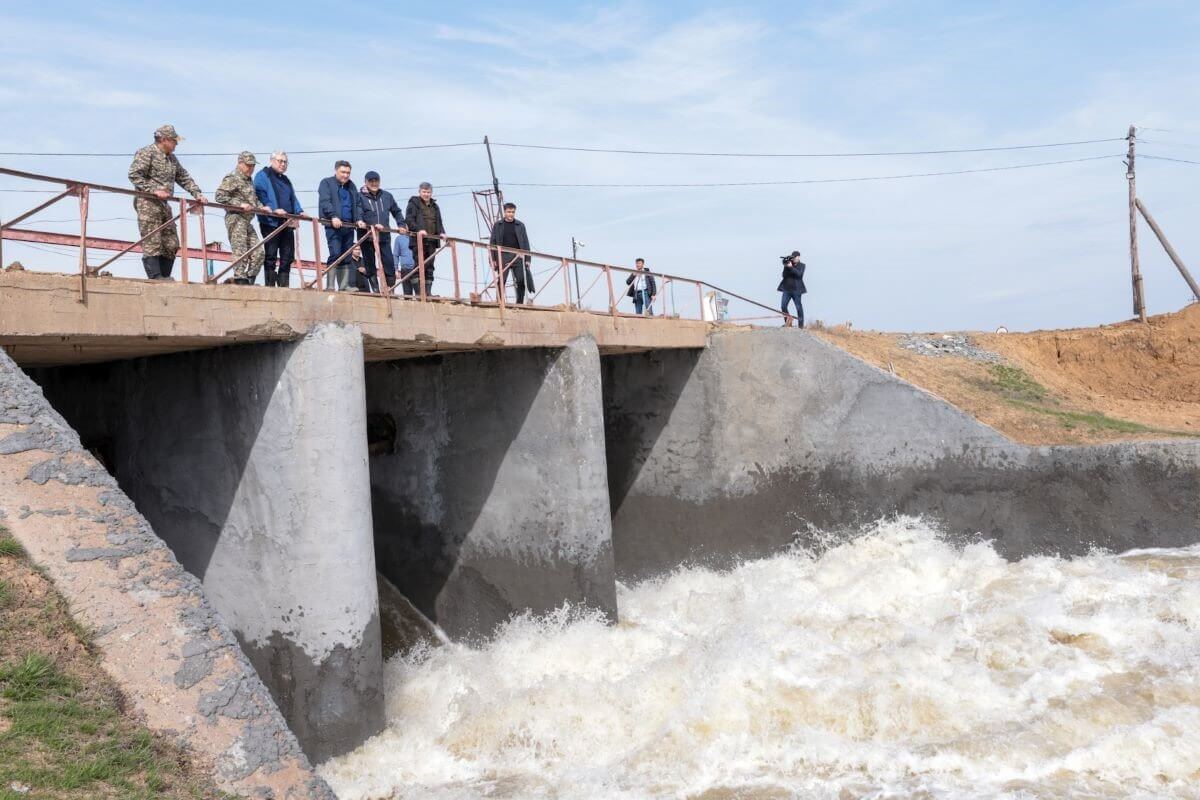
top-left (320, 518), bottom-right (1200, 799)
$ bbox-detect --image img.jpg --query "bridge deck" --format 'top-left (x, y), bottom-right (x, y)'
top-left (0, 271), bottom-right (710, 367)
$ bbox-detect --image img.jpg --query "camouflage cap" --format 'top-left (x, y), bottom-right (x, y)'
top-left (154, 124), bottom-right (183, 141)
top-left (237, 151), bottom-right (257, 166)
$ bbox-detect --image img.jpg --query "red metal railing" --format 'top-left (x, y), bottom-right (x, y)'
top-left (0, 165), bottom-right (795, 325)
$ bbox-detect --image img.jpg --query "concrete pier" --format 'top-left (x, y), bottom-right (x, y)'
top-left (366, 336), bottom-right (618, 641)
top-left (603, 329), bottom-right (1200, 580)
top-left (31, 324), bottom-right (384, 763)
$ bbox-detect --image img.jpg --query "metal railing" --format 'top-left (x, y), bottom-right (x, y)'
top-left (0, 165), bottom-right (796, 325)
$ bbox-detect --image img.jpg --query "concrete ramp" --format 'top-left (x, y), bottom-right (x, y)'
top-left (603, 329), bottom-right (1200, 580)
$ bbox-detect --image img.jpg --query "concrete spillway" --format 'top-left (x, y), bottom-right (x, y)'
top-left (2, 314), bottom-right (1198, 794)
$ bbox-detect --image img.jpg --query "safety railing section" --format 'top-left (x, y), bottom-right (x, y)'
top-left (0, 165), bottom-right (794, 326)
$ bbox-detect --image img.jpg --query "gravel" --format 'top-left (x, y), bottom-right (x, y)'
top-left (898, 333), bottom-right (1003, 364)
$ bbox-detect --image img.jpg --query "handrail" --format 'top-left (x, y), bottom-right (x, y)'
top-left (0, 164), bottom-right (793, 325)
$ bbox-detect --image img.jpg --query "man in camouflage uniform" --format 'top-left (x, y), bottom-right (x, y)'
top-left (215, 152), bottom-right (269, 284)
top-left (127, 124), bottom-right (206, 280)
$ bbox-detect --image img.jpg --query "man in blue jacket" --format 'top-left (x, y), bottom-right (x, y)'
top-left (317, 160), bottom-right (366, 291)
top-left (253, 151), bottom-right (303, 287)
top-left (357, 171), bottom-right (406, 293)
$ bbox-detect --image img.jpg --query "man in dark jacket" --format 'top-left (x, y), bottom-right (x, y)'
top-left (403, 182), bottom-right (445, 297)
top-left (254, 151), bottom-right (303, 287)
top-left (625, 258), bottom-right (657, 316)
top-left (357, 171), bottom-right (406, 292)
top-left (317, 160), bottom-right (366, 291)
top-left (489, 202), bottom-right (534, 304)
top-left (778, 250), bottom-right (807, 327)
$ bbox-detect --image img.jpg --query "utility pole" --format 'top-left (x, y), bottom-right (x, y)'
top-left (1126, 125), bottom-right (1147, 322)
top-left (483, 136), bottom-right (503, 208)
top-left (571, 237), bottom-right (584, 307)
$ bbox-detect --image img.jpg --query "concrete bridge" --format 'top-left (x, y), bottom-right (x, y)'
top-left (1, 268), bottom-right (1197, 797)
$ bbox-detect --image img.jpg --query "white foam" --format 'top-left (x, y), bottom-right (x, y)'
top-left (320, 518), bottom-right (1200, 799)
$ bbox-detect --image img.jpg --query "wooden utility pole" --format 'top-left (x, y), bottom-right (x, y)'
top-left (1126, 125), bottom-right (1147, 322)
top-left (1136, 198), bottom-right (1200, 302)
top-left (483, 136), bottom-right (503, 208)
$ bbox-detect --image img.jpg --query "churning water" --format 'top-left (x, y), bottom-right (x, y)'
top-left (320, 518), bottom-right (1200, 799)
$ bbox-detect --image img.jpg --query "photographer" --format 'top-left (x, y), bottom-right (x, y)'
top-left (778, 250), bottom-right (806, 328)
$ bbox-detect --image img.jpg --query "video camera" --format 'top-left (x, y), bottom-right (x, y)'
top-left (779, 251), bottom-right (800, 265)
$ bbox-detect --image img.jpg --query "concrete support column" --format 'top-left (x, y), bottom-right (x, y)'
top-left (33, 324), bottom-right (384, 763)
top-left (365, 336), bottom-right (617, 641)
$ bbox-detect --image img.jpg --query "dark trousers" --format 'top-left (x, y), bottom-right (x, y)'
top-left (360, 233), bottom-right (395, 292)
top-left (261, 224), bottom-right (295, 287)
top-left (325, 227), bottom-right (356, 290)
top-left (404, 237), bottom-right (437, 296)
top-left (633, 289), bottom-right (654, 316)
top-left (503, 256), bottom-right (534, 304)
top-left (781, 291), bottom-right (804, 327)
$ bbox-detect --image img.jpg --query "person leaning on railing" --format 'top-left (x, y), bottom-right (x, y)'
top-left (625, 258), bottom-right (657, 316)
top-left (404, 182), bottom-right (445, 297)
top-left (358, 171), bottom-right (407, 293)
top-left (317, 161), bottom-right (366, 291)
top-left (127, 124), bottom-right (208, 281)
top-left (253, 151), bottom-right (303, 288)
top-left (215, 152), bottom-right (271, 285)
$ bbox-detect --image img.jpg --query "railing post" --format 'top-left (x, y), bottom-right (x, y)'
top-left (561, 258), bottom-right (570, 308)
top-left (199, 208), bottom-right (209, 282)
top-left (312, 218), bottom-right (323, 290)
top-left (179, 199), bottom-right (189, 283)
top-left (292, 226), bottom-right (302, 290)
top-left (697, 282), bottom-right (705, 322)
top-left (495, 245), bottom-right (506, 320)
top-left (450, 239), bottom-right (461, 301)
top-left (417, 231), bottom-right (427, 301)
top-left (77, 185), bottom-right (89, 303)
top-left (604, 265), bottom-right (617, 328)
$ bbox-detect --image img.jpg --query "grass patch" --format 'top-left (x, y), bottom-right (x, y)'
top-left (988, 364), bottom-right (1048, 403)
top-left (0, 580), bottom-right (10, 610)
top-left (1008, 399), bottom-right (1198, 437)
top-left (0, 535), bottom-right (23, 560)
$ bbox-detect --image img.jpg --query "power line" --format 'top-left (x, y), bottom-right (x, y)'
top-left (0, 143), bottom-right (481, 157)
top-left (1141, 154), bottom-right (1200, 166)
top-left (490, 137), bottom-right (1125, 158)
top-left (502, 154), bottom-right (1121, 188)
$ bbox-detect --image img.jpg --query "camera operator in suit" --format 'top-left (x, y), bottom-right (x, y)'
top-left (778, 250), bottom-right (806, 328)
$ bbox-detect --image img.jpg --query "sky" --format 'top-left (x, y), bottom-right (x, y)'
top-left (1, 0), bottom-right (1199, 331)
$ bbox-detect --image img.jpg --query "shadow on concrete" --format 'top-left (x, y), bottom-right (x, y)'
top-left (365, 352), bottom-right (543, 635)
top-left (31, 345), bottom-right (287, 582)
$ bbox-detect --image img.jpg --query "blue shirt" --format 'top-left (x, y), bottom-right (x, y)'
top-left (338, 183), bottom-right (353, 220)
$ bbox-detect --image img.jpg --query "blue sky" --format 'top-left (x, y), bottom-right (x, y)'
top-left (2, 0), bottom-right (1198, 330)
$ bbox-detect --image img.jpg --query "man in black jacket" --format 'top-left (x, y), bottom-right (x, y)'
top-left (317, 161), bottom-right (366, 291)
top-left (778, 250), bottom-right (807, 327)
top-left (625, 258), bottom-right (657, 316)
top-left (358, 171), bottom-right (406, 292)
top-left (403, 182), bottom-right (445, 297)
top-left (489, 202), bottom-right (534, 304)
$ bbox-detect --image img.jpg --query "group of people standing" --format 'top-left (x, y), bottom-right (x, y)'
top-left (126, 123), bottom-right (665, 315)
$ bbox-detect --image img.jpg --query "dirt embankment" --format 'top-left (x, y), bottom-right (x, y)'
top-left (813, 303), bottom-right (1200, 446)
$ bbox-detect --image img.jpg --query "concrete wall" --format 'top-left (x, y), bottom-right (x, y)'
top-left (32, 324), bottom-right (384, 763)
top-left (0, 349), bottom-right (335, 798)
top-left (366, 336), bottom-right (617, 641)
top-left (603, 329), bottom-right (1200, 581)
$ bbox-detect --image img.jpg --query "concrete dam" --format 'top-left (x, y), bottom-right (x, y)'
top-left (1, 271), bottom-right (1197, 798)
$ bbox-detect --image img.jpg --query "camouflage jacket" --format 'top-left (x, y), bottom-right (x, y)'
top-left (214, 171), bottom-right (262, 218)
top-left (128, 144), bottom-right (202, 199)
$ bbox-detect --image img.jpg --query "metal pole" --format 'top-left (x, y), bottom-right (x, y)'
top-left (179, 200), bottom-right (190, 283)
top-left (484, 135), bottom-right (503, 208)
top-left (77, 186), bottom-right (89, 303)
top-left (1136, 198), bottom-right (1200, 301)
top-left (571, 237), bottom-right (582, 308)
top-left (1127, 125), bottom-right (1146, 322)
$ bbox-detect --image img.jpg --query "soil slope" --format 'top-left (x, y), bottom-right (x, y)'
top-left (813, 303), bottom-right (1200, 445)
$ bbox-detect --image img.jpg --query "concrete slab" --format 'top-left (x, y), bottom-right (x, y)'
top-left (0, 270), bottom-right (708, 367)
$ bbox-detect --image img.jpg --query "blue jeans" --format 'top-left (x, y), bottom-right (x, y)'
top-left (633, 289), bottom-right (654, 316)
top-left (324, 227), bottom-right (356, 290)
top-left (781, 291), bottom-right (804, 326)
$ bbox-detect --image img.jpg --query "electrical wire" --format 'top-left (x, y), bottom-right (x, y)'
top-left (501, 154), bottom-right (1121, 188)
top-left (490, 138), bottom-right (1125, 158)
top-left (1141, 154), bottom-right (1200, 166)
top-left (0, 143), bottom-right (481, 157)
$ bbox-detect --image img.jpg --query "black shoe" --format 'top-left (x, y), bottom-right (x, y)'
top-left (142, 256), bottom-right (161, 279)
top-left (233, 277), bottom-right (251, 285)
top-left (159, 257), bottom-right (175, 278)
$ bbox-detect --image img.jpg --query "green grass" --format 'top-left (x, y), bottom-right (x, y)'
top-left (0, 580), bottom-right (10, 610)
top-left (0, 535), bottom-right (23, 559)
top-left (1007, 399), bottom-right (1198, 437)
top-left (988, 364), bottom-right (1048, 403)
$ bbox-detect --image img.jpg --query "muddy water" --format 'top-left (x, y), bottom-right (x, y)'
top-left (321, 519), bottom-right (1200, 799)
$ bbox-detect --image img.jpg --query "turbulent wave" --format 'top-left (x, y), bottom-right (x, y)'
top-left (320, 518), bottom-right (1200, 799)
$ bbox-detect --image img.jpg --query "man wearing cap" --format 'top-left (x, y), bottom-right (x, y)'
top-left (357, 171), bottom-right (406, 293)
top-left (215, 152), bottom-right (270, 285)
top-left (127, 124), bottom-right (207, 280)
top-left (404, 182), bottom-right (446, 297)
